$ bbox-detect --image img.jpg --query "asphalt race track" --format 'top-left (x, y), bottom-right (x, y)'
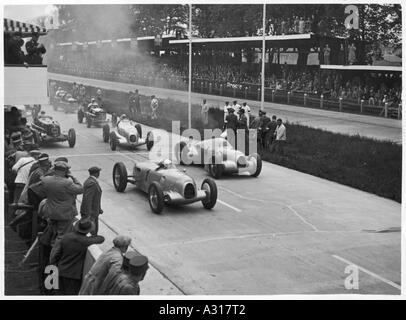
top-left (36, 98), bottom-right (401, 295)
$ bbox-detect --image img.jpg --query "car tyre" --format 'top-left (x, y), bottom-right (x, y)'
top-left (78, 110), bottom-right (84, 123)
top-left (201, 178), bottom-right (217, 210)
top-left (109, 132), bottom-right (117, 151)
top-left (68, 128), bottom-right (76, 148)
top-left (249, 153), bottom-right (262, 177)
top-left (146, 131), bottom-right (154, 151)
top-left (102, 124), bottom-right (110, 143)
top-left (209, 163), bottom-right (224, 179)
top-left (135, 124), bottom-right (142, 138)
top-left (148, 182), bottom-right (164, 214)
top-left (112, 162), bottom-right (127, 192)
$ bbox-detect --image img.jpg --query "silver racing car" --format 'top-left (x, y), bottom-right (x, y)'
top-left (102, 116), bottom-right (154, 151)
top-left (176, 137), bottom-right (262, 179)
top-left (112, 159), bottom-right (217, 214)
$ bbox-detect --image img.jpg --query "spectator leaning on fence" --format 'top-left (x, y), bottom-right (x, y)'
top-left (79, 235), bottom-right (132, 295)
top-left (50, 218), bottom-right (105, 295)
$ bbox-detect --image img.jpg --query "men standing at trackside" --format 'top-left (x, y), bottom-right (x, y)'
top-left (266, 115), bottom-right (278, 148)
top-left (80, 166), bottom-right (103, 236)
top-left (50, 218), bottom-right (105, 295)
top-left (271, 118), bottom-right (287, 154)
top-left (201, 99), bottom-right (209, 126)
top-left (151, 95), bottom-right (159, 120)
top-left (38, 161), bottom-right (83, 248)
top-left (223, 101), bottom-right (230, 127)
top-left (232, 100), bottom-right (241, 113)
top-left (242, 102), bottom-right (251, 128)
top-left (79, 235), bottom-right (132, 295)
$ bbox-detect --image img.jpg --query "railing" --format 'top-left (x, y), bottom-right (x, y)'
top-left (49, 65), bottom-right (402, 119)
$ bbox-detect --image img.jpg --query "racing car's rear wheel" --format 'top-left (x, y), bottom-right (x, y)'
top-left (109, 132), bottom-right (117, 151)
top-left (135, 124), bottom-right (142, 138)
top-left (146, 131), bottom-right (154, 151)
top-left (78, 110), bottom-right (84, 123)
top-left (86, 116), bottom-right (92, 128)
top-left (209, 163), bottom-right (224, 179)
top-left (201, 178), bottom-right (218, 210)
top-left (68, 129), bottom-right (76, 148)
top-left (249, 153), bottom-right (262, 177)
top-left (113, 162), bottom-right (127, 192)
top-left (102, 124), bottom-right (110, 143)
top-left (148, 182), bottom-right (164, 214)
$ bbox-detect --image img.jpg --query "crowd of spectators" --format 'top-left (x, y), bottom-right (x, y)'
top-left (5, 107), bottom-right (149, 295)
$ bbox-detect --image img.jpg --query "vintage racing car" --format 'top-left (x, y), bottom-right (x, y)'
top-left (175, 137), bottom-right (262, 179)
top-left (102, 116), bottom-right (154, 151)
top-left (78, 103), bottom-right (107, 127)
top-left (53, 90), bottom-right (79, 113)
top-left (112, 159), bottom-right (217, 214)
top-left (31, 115), bottom-right (76, 147)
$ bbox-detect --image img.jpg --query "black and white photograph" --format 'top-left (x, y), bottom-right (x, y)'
top-left (1, 0), bottom-right (403, 303)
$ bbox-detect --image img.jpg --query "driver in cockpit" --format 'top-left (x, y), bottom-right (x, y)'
top-left (87, 98), bottom-right (99, 112)
top-left (157, 159), bottom-right (173, 170)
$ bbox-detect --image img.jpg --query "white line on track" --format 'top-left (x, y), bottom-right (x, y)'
top-left (332, 254), bottom-right (401, 291)
top-left (217, 199), bottom-right (242, 212)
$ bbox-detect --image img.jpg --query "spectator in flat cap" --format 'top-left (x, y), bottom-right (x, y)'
top-left (80, 166), bottom-right (103, 235)
top-left (100, 254), bottom-right (149, 295)
top-left (50, 218), bottom-right (105, 295)
top-left (79, 235), bottom-right (132, 295)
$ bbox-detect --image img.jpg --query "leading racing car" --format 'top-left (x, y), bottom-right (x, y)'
top-left (102, 115), bottom-right (154, 151)
top-left (112, 159), bottom-right (217, 214)
top-left (175, 137), bottom-right (262, 179)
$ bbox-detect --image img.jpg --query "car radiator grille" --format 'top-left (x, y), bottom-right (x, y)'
top-left (184, 183), bottom-right (196, 199)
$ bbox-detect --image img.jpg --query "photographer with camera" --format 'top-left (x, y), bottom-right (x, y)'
top-left (25, 32), bottom-right (46, 65)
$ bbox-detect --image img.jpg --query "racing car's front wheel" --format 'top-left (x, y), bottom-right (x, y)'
top-left (86, 116), bottom-right (92, 128)
top-left (102, 124), bottom-right (110, 143)
top-left (148, 182), bottom-right (164, 214)
top-left (113, 162), bottom-right (127, 192)
top-left (201, 178), bottom-right (218, 210)
top-left (209, 163), bottom-right (224, 179)
top-left (78, 110), bottom-right (84, 123)
top-left (146, 131), bottom-right (154, 151)
top-left (68, 128), bottom-right (76, 148)
top-left (249, 153), bottom-right (262, 177)
top-left (109, 132), bottom-right (118, 151)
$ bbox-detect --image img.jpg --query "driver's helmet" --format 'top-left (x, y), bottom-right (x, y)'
top-left (120, 114), bottom-right (128, 120)
top-left (91, 98), bottom-right (96, 103)
top-left (162, 159), bottom-right (172, 169)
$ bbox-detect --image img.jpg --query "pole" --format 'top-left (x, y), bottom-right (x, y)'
top-left (188, 3), bottom-right (192, 129)
top-left (261, 3), bottom-right (266, 111)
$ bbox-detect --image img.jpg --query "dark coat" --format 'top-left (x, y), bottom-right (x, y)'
top-left (50, 231), bottom-right (105, 280)
top-left (80, 176), bottom-right (102, 218)
top-left (39, 175), bottom-right (83, 221)
top-left (225, 113), bottom-right (238, 131)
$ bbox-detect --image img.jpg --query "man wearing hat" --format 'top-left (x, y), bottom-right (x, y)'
top-left (100, 254), bottom-right (149, 295)
top-left (28, 153), bottom-right (51, 185)
top-left (150, 95), bottom-right (159, 120)
top-left (11, 149), bottom-right (41, 204)
top-left (50, 218), bottom-right (105, 295)
top-left (39, 161), bottom-right (83, 247)
top-left (225, 107), bottom-right (238, 133)
top-left (79, 235), bottom-right (132, 295)
top-left (25, 32), bottom-right (46, 65)
top-left (237, 108), bottom-right (248, 131)
top-left (80, 166), bottom-right (103, 235)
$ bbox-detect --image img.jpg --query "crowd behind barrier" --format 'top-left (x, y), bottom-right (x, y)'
top-left (49, 55), bottom-right (402, 118)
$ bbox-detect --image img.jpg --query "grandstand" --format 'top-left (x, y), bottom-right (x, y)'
top-left (47, 31), bottom-right (402, 119)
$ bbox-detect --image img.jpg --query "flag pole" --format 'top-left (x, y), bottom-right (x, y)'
top-left (188, 3), bottom-right (192, 129)
top-left (261, 3), bottom-right (266, 111)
